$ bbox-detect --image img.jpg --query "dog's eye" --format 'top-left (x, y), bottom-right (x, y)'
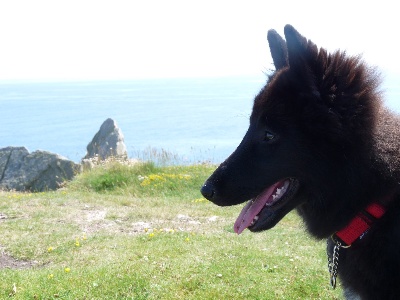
top-left (264, 131), bottom-right (275, 141)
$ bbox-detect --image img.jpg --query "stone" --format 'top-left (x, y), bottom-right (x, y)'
top-left (81, 158), bottom-right (95, 171)
top-left (0, 146), bottom-right (81, 192)
top-left (84, 118), bottom-right (127, 160)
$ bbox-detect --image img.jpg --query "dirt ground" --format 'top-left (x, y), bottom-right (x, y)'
top-left (0, 212), bottom-right (35, 270)
top-left (0, 207), bottom-right (221, 270)
top-left (0, 246), bottom-right (35, 269)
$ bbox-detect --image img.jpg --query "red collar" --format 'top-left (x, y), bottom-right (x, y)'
top-left (334, 202), bottom-right (386, 246)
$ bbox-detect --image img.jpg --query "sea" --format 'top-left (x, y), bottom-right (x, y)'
top-left (1, 75), bottom-right (400, 165)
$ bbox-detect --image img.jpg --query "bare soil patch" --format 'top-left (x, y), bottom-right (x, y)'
top-left (0, 246), bottom-right (36, 269)
top-left (0, 212), bottom-right (36, 269)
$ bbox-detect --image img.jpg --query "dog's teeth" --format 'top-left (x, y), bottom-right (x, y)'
top-left (250, 216), bottom-right (259, 226)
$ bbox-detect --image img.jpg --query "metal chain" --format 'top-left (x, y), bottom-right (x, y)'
top-left (327, 239), bottom-right (342, 289)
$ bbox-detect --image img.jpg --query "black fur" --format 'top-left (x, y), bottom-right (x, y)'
top-left (201, 25), bottom-right (400, 299)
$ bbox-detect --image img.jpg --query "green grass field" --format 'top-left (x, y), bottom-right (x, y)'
top-left (0, 160), bottom-right (342, 299)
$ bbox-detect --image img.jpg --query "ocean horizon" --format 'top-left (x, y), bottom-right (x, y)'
top-left (0, 76), bottom-right (266, 164)
top-left (1, 74), bottom-right (400, 164)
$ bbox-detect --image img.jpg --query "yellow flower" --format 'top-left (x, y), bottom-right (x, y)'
top-left (64, 268), bottom-right (71, 273)
top-left (48, 274), bottom-right (54, 279)
top-left (192, 198), bottom-right (206, 203)
top-left (47, 247), bottom-right (53, 252)
top-left (140, 173), bottom-right (191, 187)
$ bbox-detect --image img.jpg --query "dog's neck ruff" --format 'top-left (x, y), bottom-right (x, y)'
top-left (334, 202), bottom-right (386, 246)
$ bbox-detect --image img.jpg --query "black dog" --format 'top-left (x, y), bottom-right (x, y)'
top-left (201, 25), bottom-right (400, 299)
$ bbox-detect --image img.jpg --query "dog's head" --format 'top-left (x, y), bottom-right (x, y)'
top-left (201, 25), bottom-right (382, 237)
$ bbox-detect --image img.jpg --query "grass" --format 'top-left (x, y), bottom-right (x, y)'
top-left (0, 159), bottom-right (342, 299)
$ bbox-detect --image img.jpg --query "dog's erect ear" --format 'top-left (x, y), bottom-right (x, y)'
top-left (267, 29), bottom-right (288, 70)
top-left (284, 24), bottom-right (318, 72)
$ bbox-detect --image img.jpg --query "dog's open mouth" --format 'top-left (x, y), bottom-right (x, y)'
top-left (234, 178), bottom-right (299, 234)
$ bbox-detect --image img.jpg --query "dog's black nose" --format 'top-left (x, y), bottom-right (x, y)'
top-left (200, 182), bottom-right (214, 200)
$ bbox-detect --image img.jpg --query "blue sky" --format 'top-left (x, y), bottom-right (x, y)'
top-left (0, 0), bottom-right (399, 81)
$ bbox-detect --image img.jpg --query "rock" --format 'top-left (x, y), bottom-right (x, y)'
top-left (81, 158), bottom-right (95, 171)
top-left (84, 118), bottom-right (127, 160)
top-left (0, 146), bottom-right (81, 192)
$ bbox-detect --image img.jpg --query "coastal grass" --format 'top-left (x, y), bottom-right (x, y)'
top-left (0, 161), bottom-right (342, 299)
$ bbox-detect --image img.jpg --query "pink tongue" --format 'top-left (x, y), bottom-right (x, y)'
top-left (234, 181), bottom-right (283, 234)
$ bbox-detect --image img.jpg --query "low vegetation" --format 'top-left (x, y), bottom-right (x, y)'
top-left (0, 159), bottom-right (341, 299)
